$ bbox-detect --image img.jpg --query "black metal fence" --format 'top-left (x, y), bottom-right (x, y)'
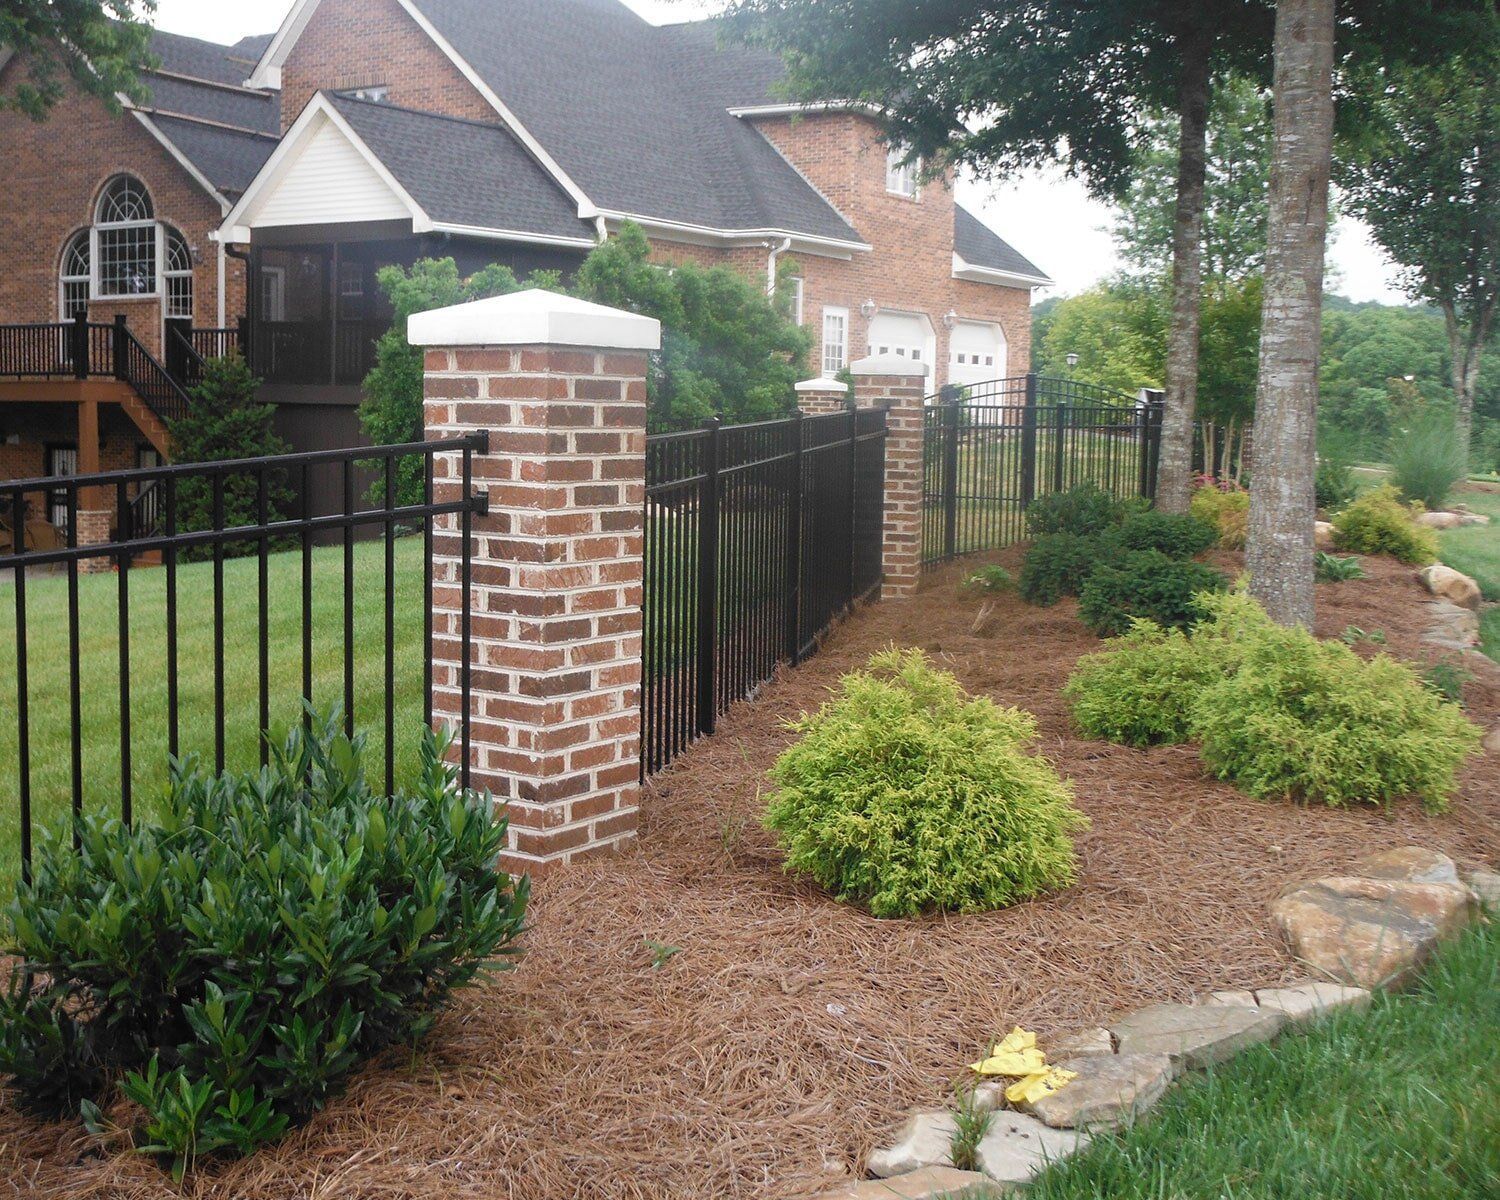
top-left (0, 437), bottom-right (487, 881)
top-left (642, 406), bottom-right (886, 774)
top-left (922, 375), bottom-right (1163, 567)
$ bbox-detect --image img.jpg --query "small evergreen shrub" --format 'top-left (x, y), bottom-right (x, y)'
top-left (1314, 433), bottom-right (1360, 511)
top-left (1391, 412), bottom-right (1468, 510)
top-left (1024, 483), bottom-right (1127, 538)
top-left (1331, 485), bottom-right (1439, 564)
top-left (0, 719), bottom-right (527, 1178)
top-left (1076, 551), bottom-right (1229, 636)
top-left (1314, 552), bottom-right (1367, 582)
top-left (1019, 532), bottom-right (1113, 606)
top-left (1115, 510), bottom-right (1220, 559)
top-left (1189, 485), bottom-right (1250, 550)
top-left (1191, 628), bottom-right (1480, 812)
top-left (764, 648), bottom-right (1088, 918)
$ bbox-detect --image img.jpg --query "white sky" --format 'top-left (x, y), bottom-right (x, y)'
top-left (150, 0), bottom-right (1409, 305)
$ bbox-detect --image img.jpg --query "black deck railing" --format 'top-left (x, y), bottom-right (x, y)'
top-left (921, 375), bottom-right (1164, 567)
top-left (0, 436), bottom-right (488, 881)
top-left (641, 406), bottom-right (886, 775)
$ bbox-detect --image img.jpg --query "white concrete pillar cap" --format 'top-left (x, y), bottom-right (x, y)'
top-left (849, 353), bottom-right (930, 378)
top-left (407, 288), bottom-right (662, 350)
top-left (794, 377), bottom-right (850, 393)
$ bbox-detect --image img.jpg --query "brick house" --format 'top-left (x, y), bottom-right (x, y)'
top-left (1, 0), bottom-right (1049, 540)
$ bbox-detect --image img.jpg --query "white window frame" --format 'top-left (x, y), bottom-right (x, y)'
top-left (821, 306), bottom-right (848, 377)
top-left (93, 176), bottom-right (160, 300)
top-left (885, 145), bottom-right (920, 199)
top-left (787, 276), bottom-right (805, 325)
top-left (162, 226), bottom-right (194, 320)
top-left (344, 84), bottom-right (390, 103)
top-left (59, 230), bottom-right (91, 319)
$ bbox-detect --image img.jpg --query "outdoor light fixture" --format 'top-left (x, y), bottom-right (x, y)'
top-left (943, 309), bottom-right (958, 330)
top-left (1066, 352), bottom-right (1079, 367)
top-left (860, 298), bottom-right (878, 320)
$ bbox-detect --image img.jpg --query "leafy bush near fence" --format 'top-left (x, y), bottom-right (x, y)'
top-left (1189, 484), bottom-right (1249, 550)
top-left (1018, 532), bottom-right (1115, 605)
top-left (1024, 483), bottom-right (1128, 538)
top-left (1077, 551), bottom-right (1229, 636)
top-left (1064, 592), bottom-right (1479, 811)
top-left (1114, 510), bottom-right (1220, 559)
top-left (1331, 485), bottom-right (1439, 565)
top-left (764, 648), bottom-right (1088, 918)
top-left (0, 719), bottom-right (527, 1178)
top-left (1391, 412), bottom-right (1468, 510)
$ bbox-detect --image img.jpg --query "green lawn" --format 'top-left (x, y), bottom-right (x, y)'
top-left (0, 538), bottom-right (431, 881)
top-left (1435, 485), bottom-right (1500, 660)
top-left (1025, 918), bottom-right (1499, 1200)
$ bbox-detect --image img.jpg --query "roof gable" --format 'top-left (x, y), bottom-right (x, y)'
top-left (253, 110), bottom-right (414, 227)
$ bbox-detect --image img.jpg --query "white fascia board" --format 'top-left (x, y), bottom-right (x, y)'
top-left (425, 222), bottom-right (597, 250)
top-left (597, 211), bottom-right (868, 258)
top-left (124, 102), bottom-right (233, 215)
top-left (952, 252), bottom-right (1054, 289)
top-left (728, 101), bottom-right (884, 119)
top-left (245, 0), bottom-right (318, 89)
top-left (215, 94), bottom-right (429, 241)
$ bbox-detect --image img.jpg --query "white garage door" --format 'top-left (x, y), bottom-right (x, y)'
top-left (950, 320), bottom-right (1006, 387)
top-left (868, 311), bottom-right (932, 366)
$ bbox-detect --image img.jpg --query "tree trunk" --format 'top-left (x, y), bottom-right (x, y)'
top-left (1155, 33), bottom-right (1213, 513)
top-left (1247, 0), bottom-right (1335, 628)
top-left (1443, 299), bottom-right (1493, 466)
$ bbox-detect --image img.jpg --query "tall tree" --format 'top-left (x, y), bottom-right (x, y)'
top-left (717, 1), bottom-right (1275, 515)
top-left (0, 1), bottom-right (154, 120)
top-left (1247, 0), bottom-right (1337, 627)
top-left (1337, 32), bottom-right (1499, 459)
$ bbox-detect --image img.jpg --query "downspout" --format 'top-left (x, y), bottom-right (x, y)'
top-left (766, 236), bottom-right (792, 295)
top-left (216, 240), bottom-right (227, 328)
top-left (595, 216), bottom-right (609, 244)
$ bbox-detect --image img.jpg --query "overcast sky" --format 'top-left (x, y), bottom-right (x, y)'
top-left (151, 0), bottom-right (1409, 305)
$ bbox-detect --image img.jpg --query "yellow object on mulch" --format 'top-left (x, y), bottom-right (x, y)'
top-left (970, 1026), bottom-right (1078, 1103)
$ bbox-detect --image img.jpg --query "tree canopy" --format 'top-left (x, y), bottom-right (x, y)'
top-left (0, 0), bottom-right (155, 120)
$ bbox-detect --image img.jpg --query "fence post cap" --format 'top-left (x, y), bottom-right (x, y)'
top-left (407, 288), bottom-right (662, 351)
top-left (794, 376), bottom-right (849, 394)
top-left (849, 353), bottom-right (929, 379)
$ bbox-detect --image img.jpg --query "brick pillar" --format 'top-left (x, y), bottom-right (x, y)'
top-left (410, 290), bottom-right (661, 877)
top-left (794, 376), bottom-right (849, 415)
top-left (851, 354), bottom-right (930, 599)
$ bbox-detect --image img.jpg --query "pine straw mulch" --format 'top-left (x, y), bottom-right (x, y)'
top-left (4, 550), bottom-right (1498, 1200)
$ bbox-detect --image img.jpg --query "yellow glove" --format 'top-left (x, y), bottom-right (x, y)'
top-left (969, 1027), bottom-right (1045, 1077)
top-left (1004, 1067), bottom-right (1078, 1105)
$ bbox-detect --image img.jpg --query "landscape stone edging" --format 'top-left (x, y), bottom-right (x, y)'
top-left (830, 847), bottom-right (1490, 1199)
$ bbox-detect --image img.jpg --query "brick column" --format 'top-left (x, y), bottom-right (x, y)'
top-left (793, 376), bottom-right (850, 415)
top-left (851, 354), bottom-right (930, 599)
top-left (410, 290), bottom-right (660, 877)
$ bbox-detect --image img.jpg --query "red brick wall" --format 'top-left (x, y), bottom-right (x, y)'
top-left (280, 0), bottom-right (498, 131)
top-left (0, 58), bottom-right (243, 339)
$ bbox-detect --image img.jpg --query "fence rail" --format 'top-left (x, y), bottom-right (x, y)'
top-left (642, 406), bottom-right (886, 775)
top-left (1, 437), bottom-right (487, 881)
top-left (922, 375), bottom-right (1163, 567)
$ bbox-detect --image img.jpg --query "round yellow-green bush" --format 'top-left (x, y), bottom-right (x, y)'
top-left (1331, 485), bottom-right (1439, 565)
top-left (1189, 485), bottom-right (1249, 550)
top-left (764, 648), bottom-right (1088, 917)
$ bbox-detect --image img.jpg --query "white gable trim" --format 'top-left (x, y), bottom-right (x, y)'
top-left (952, 252), bottom-right (1053, 290)
top-left (598, 212), bottom-right (868, 260)
top-left (729, 100), bottom-right (884, 119)
top-left (216, 93), bottom-right (428, 242)
top-left (244, 0), bottom-right (319, 90)
top-left (123, 102), bottom-right (233, 215)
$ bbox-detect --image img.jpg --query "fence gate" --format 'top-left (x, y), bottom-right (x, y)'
top-left (0, 438), bottom-right (487, 881)
top-left (921, 374), bottom-right (1164, 568)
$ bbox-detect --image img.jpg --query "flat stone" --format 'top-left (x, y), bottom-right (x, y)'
top-left (1314, 521), bottom-right (1337, 550)
top-left (1421, 601), bottom-right (1481, 649)
top-left (868, 1111), bottom-right (957, 1178)
top-left (1048, 1026), bottom-right (1114, 1059)
top-left (1253, 981), bottom-right (1371, 1026)
top-left (819, 1167), bottom-right (994, 1199)
top-left (1023, 1053), bottom-right (1174, 1130)
top-left (1110, 1003), bottom-right (1284, 1069)
top-left (1200, 989), bottom-right (1257, 1008)
top-left (1468, 868), bottom-right (1500, 908)
top-left (1484, 726), bottom-right (1500, 755)
top-left (1416, 511), bottom-right (1464, 530)
top-left (1272, 875), bottom-right (1476, 989)
top-left (1420, 565), bottom-right (1482, 611)
top-left (975, 1113), bottom-right (1090, 1186)
top-left (1352, 847), bottom-right (1461, 887)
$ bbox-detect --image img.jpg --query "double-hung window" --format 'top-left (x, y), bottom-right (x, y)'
top-left (885, 145), bottom-right (920, 199)
top-left (821, 306), bottom-right (848, 377)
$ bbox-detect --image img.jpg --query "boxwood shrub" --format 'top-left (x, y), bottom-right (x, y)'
top-left (1018, 532), bottom-right (1112, 606)
top-left (1331, 485), bottom-right (1439, 565)
top-left (0, 719), bottom-right (528, 1178)
top-left (1076, 551), bottom-right (1229, 636)
top-left (1024, 483), bottom-right (1127, 538)
top-left (764, 648), bottom-right (1088, 918)
top-left (1114, 510), bottom-right (1220, 559)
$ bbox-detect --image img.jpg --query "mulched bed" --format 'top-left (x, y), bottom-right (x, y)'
top-left (4, 551), bottom-right (1497, 1200)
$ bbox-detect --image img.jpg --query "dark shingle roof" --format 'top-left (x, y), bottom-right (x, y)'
top-left (150, 115), bottom-right (278, 196)
top-left (954, 205), bottom-right (1048, 281)
top-left (326, 94), bottom-right (593, 243)
top-left (406, 0), bottom-right (862, 244)
top-left (140, 72), bottom-right (279, 135)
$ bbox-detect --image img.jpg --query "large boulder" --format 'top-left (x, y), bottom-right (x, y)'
top-left (1419, 565), bottom-right (1482, 611)
top-left (1110, 1003), bottom-right (1284, 1069)
top-left (1353, 846), bottom-right (1462, 887)
top-left (1271, 867), bottom-right (1476, 989)
top-left (1314, 521), bottom-right (1337, 550)
top-left (1022, 1053), bottom-right (1174, 1130)
top-left (1416, 511), bottom-right (1465, 530)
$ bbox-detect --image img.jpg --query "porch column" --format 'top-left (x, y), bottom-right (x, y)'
top-left (411, 289), bottom-right (659, 878)
top-left (75, 398), bottom-right (110, 574)
top-left (851, 354), bottom-right (929, 599)
top-left (793, 376), bottom-right (849, 415)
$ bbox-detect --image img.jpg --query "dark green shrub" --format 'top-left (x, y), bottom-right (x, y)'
top-left (1192, 627), bottom-right (1480, 812)
top-left (1076, 551), bottom-right (1229, 636)
top-left (1024, 483), bottom-right (1127, 538)
top-left (1391, 411), bottom-right (1468, 510)
top-left (1331, 485), bottom-right (1439, 564)
top-left (765, 648), bottom-right (1088, 918)
top-left (1315, 432), bottom-right (1360, 511)
top-left (1019, 533), bottom-right (1116, 606)
top-left (1422, 660), bottom-right (1474, 706)
top-left (1115, 510), bottom-right (1220, 559)
top-left (0, 719), bottom-right (527, 1178)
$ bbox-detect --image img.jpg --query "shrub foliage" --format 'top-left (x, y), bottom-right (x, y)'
top-left (1390, 411), bottom-right (1468, 510)
top-left (1077, 551), bottom-right (1229, 636)
top-left (1018, 532), bottom-right (1113, 606)
top-left (1189, 484), bottom-right (1249, 550)
top-left (1024, 483), bottom-right (1128, 538)
top-left (1331, 485), bottom-right (1439, 564)
top-left (765, 648), bottom-right (1088, 918)
top-left (0, 720), bottom-right (528, 1177)
top-left (1114, 510), bottom-right (1220, 559)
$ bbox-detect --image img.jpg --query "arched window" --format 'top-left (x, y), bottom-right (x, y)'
top-left (94, 175), bottom-right (157, 297)
top-left (163, 226), bottom-right (193, 320)
top-left (59, 230), bottom-right (91, 319)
